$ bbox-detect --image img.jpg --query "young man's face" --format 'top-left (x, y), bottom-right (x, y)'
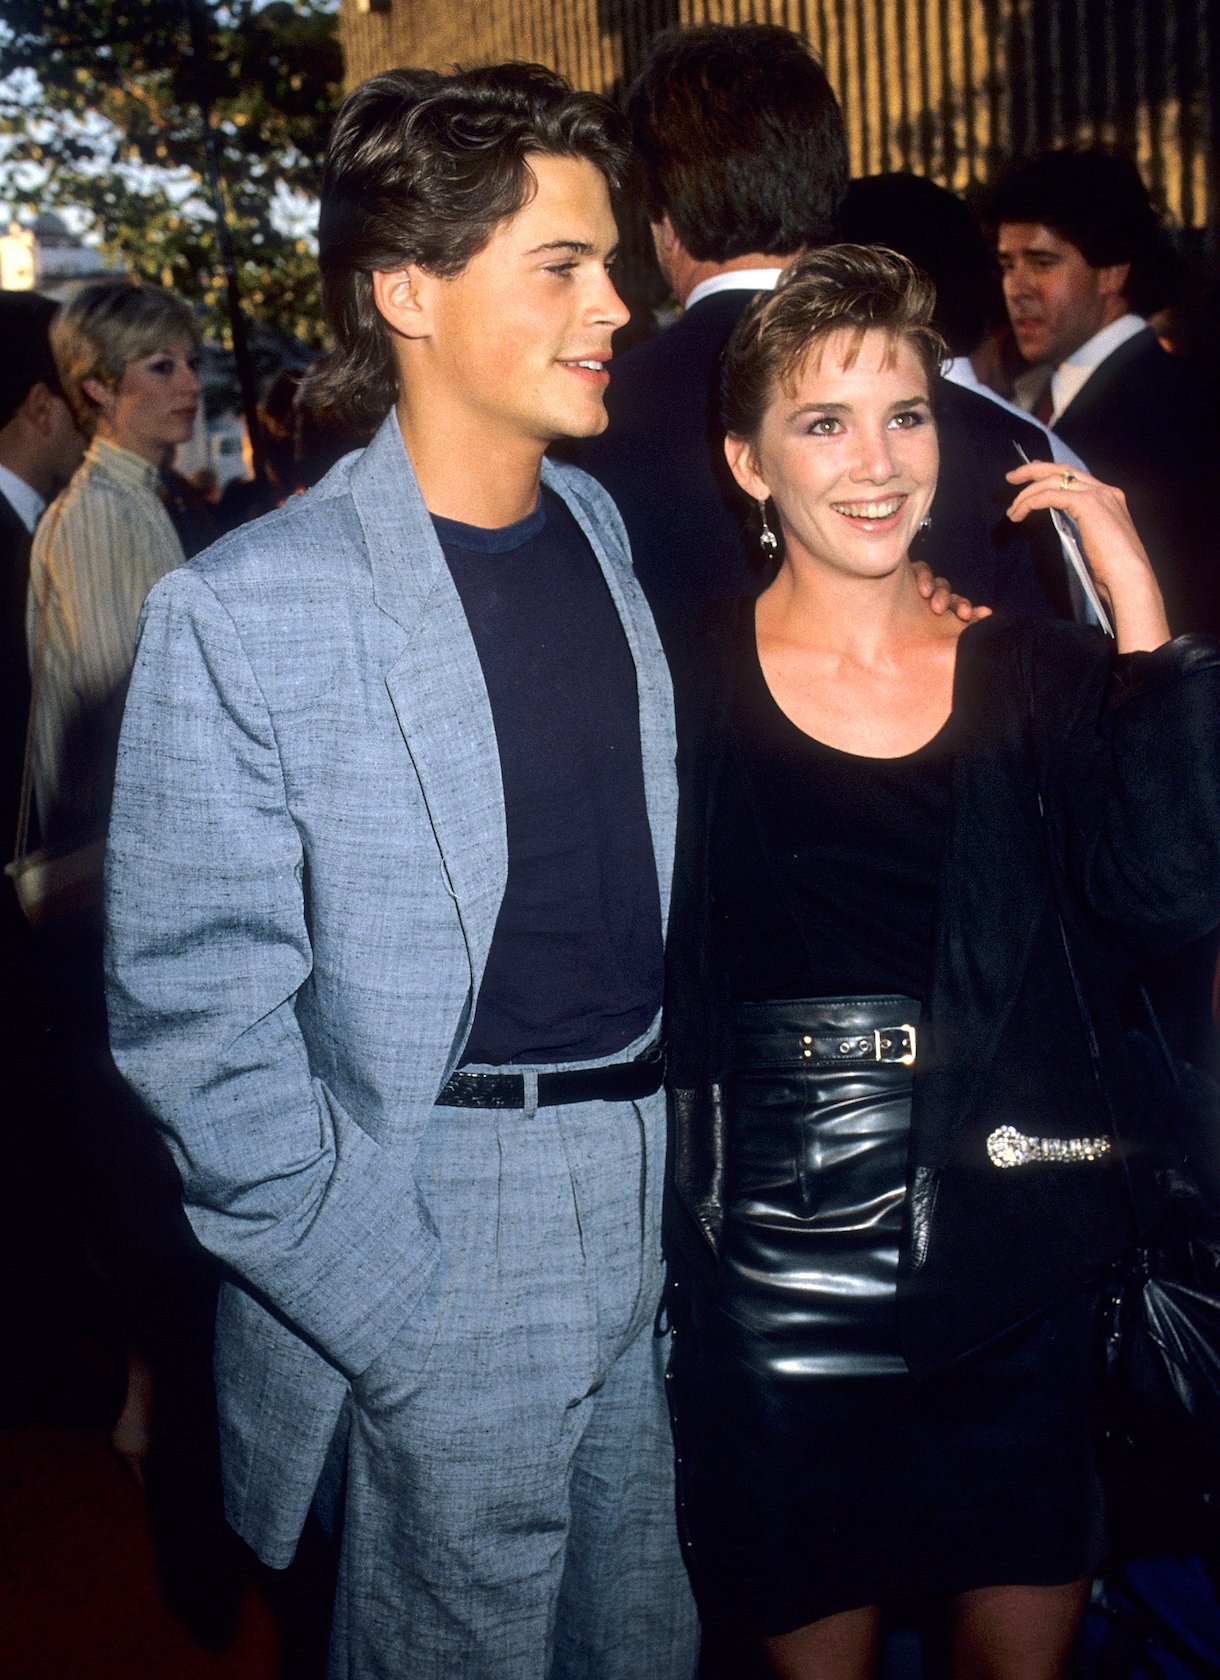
top-left (997, 221), bottom-right (1129, 368)
top-left (404, 153), bottom-right (628, 454)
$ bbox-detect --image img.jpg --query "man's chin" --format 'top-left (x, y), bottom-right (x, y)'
top-left (1014, 331), bottom-right (1048, 364)
top-left (572, 404), bottom-right (611, 439)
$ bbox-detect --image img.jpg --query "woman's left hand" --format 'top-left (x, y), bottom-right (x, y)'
top-left (1005, 460), bottom-right (1170, 652)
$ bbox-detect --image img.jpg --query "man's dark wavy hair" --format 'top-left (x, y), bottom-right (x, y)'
top-left (312, 63), bottom-right (631, 427)
top-left (627, 24), bottom-right (846, 264)
top-left (988, 146), bottom-right (1171, 315)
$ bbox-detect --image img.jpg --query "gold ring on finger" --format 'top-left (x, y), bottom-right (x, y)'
top-left (1060, 469), bottom-right (1075, 489)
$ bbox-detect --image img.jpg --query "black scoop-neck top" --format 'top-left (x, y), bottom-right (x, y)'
top-left (710, 625), bottom-right (954, 1004)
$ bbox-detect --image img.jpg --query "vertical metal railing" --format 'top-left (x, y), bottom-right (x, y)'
top-left (339, 0), bottom-right (1215, 253)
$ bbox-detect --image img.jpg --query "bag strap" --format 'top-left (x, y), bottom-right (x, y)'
top-left (1133, 981), bottom-right (1181, 1090)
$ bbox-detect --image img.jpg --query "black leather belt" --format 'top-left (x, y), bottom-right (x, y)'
top-left (733, 997), bottom-right (920, 1069)
top-left (436, 1043), bottom-right (665, 1110)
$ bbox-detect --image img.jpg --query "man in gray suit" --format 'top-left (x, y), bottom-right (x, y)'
top-left (105, 65), bottom-right (698, 1680)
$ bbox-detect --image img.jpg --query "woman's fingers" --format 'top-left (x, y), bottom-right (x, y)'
top-left (910, 559), bottom-right (992, 620)
top-left (1004, 461), bottom-right (1142, 547)
top-left (1005, 459), bottom-right (1168, 651)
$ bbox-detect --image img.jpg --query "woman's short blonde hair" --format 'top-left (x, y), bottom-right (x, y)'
top-left (51, 278), bottom-right (200, 435)
top-left (721, 244), bottom-right (947, 442)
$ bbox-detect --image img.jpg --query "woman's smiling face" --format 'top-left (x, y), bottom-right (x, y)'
top-left (726, 326), bottom-right (939, 582)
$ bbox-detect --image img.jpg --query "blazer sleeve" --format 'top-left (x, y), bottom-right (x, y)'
top-left (105, 567), bottom-right (439, 1379)
top-left (1034, 627), bottom-right (1220, 954)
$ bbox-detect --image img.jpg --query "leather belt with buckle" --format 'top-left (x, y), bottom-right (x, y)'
top-left (794, 1024), bottom-right (918, 1066)
top-left (436, 1042), bottom-right (665, 1110)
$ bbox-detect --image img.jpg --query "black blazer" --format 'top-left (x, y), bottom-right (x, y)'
top-left (565, 289), bottom-right (1075, 645)
top-left (665, 610), bottom-right (1220, 1375)
top-left (1054, 328), bottom-right (1219, 636)
top-left (0, 489), bottom-right (33, 851)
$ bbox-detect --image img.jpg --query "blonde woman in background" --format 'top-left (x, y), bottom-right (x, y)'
top-left (26, 277), bottom-right (204, 1480)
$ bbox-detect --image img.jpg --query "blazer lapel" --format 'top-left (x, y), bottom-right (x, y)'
top-left (1053, 326), bottom-right (1155, 432)
top-left (348, 415), bottom-right (507, 1000)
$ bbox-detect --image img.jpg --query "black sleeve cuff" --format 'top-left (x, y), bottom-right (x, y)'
top-left (1106, 632), bottom-right (1220, 707)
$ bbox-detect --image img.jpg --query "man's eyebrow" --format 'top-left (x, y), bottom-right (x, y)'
top-left (523, 239), bottom-right (619, 260)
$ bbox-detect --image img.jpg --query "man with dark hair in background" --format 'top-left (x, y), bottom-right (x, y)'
top-left (0, 289), bottom-right (83, 1422)
top-left (568, 22), bottom-right (1070, 639)
top-left (104, 63), bottom-right (698, 1680)
top-left (840, 172), bottom-right (1086, 465)
top-left (0, 290), bottom-right (82, 843)
top-left (993, 146), bottom-right (1217, 636)
top-left (995, 146), bottom-right (1219, 1095)
top-left (841, 172), bottom-right (1091, 618)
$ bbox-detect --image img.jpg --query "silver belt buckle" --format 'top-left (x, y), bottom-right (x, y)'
top-left (873, 1024), bottom-right (917, 1065)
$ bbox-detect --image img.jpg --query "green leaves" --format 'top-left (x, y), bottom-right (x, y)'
top-left (0, 0), bottom-right (342, 349)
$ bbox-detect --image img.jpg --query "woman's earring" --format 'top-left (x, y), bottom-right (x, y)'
top-left (758, 499), bottom-right (779, 557)
top-left (918, 515), bottom-right (932, 533)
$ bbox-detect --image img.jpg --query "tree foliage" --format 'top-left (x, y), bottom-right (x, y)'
top-left (0, 0), bottom-right (343, 349)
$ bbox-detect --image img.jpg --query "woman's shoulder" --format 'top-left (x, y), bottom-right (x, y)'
top-left (946, 613), bottom-right (1123, 752)
top-left (33, 452), bottom-right (152, 553)
top-left (957, 612), bottom-right (1112, 689)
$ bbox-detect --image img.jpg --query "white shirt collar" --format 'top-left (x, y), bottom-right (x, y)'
top-left (0, 462), bottom-right (46, 534)
top-left (684, 267), bottom-right (783, 312)
top-left (1051, 313), bottom-right (1147, 420)
top-left (942, 357), bottom-right (1087, 469)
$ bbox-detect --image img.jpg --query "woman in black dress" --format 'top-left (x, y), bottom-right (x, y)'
top-left (663, 245), bottom-right (1220, 1679)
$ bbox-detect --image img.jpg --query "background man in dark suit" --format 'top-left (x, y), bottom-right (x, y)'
top-left (0, 290), bottom-right (83, 843)
top-left (993, 147), bottom-right (1218, 636)
top-left (0, 289), bottom-right (84, 1425)
top-left (567, 23), bottom-right (1069, 644)
top-left (995, 146), bottom-right (1219, 1081)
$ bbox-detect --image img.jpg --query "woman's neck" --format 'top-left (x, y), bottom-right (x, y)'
top-left (95, 422), bottom-right (169, 471)
top-left (754, 547), bottom-right (965, 759)
top-left (758, 549), bottom-right (934, 666)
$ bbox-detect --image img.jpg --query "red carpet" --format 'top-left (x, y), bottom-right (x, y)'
top-left (1, 1424), bottom-right (281, 1680)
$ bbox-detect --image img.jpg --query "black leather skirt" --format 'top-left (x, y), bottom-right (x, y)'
top-left (721, 994), bottom-right (918, 1380)
top-left (668, 996), bottom-right (1107, 1636)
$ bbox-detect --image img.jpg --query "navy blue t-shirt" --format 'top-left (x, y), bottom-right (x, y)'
top-left (435, 486), bottom-right (663, 1066)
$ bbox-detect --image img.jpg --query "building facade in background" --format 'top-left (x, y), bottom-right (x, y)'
top-left (340, 0), bottom-right (1215, 260)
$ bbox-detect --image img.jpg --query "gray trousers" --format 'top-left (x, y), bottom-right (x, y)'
top-left (325, 1067), bottom-right (699, 1679)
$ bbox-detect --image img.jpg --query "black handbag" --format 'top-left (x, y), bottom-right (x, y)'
top-left (1033, 691), bottom-right (1220, 1535)
top-left (1098, 1002), bottom-right (1220, 1540)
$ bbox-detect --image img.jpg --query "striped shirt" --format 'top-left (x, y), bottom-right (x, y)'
top-left (26, 435), bottom-right (185, 846)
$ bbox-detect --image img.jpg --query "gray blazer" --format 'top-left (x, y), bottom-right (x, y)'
top-left (105, 414), bottom-right (677, 1565)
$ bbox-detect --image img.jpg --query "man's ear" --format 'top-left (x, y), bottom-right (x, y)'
top-left (371, 267), bottom-right (433, 340)
top-left (650, 216), bottom-right (676, 262)
top-left (1096, 261), bottom-right (1130, 308)
top-left (23, 380), bottom-right (60, 437)
top-left (650, 215), bottom-right (690, 294)
top-left (724, 432), bottom-right (769, 503)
